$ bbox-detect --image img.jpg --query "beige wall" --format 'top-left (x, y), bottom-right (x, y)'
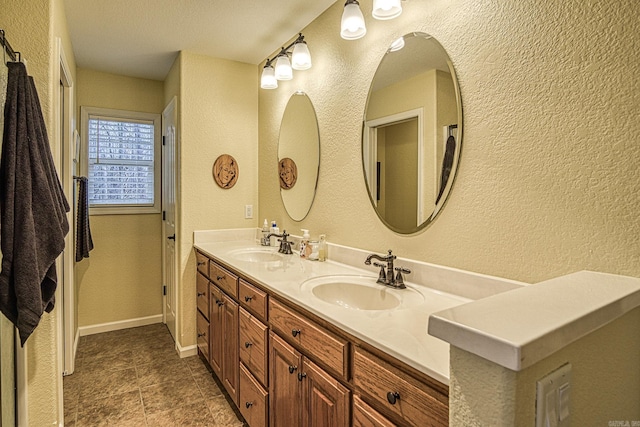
top-left (75, 68), bottom-right (164, 327)
top-left (257, 0), bottom-right (640, 423)
top-left (176, 52), bottom-right (258, 348)
top-left (0, 0), bottom-right (77, 424)
top-left (258, 0), bottom-right (640, 284)
top-left (450, 307), bottom-right (640, 425)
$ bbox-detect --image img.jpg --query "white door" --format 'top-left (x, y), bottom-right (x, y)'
top-left (162, 97), bottom-right (178, 341)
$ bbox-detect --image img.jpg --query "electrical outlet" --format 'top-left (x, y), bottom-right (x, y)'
top-left (245, 204), bottom-right (253, 219)
top-left (536, 363), bottom-right (571, 427)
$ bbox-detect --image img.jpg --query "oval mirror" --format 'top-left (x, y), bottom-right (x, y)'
top-left (279, 92), bottom-right (320, 221)
top-left (362, 32), bottom-right (462, 234)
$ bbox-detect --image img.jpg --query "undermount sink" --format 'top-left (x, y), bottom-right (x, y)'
top-left (300, 275), bottom-right (424, 311)
top-left (228, 248), bottom-right (284, 263)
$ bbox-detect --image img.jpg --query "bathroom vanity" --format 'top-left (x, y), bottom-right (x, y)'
top-left (193, 229), bottom-right (524, 427)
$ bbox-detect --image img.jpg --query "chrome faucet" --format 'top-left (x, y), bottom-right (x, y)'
top-left (266, 230), bottom-right (293, 254)
top-left (364, 249), bottom-right (411, 289)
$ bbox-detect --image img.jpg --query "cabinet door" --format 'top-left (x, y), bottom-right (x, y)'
top-left (222, 294), bottom-right (239, 406)
top-left (269, 332), bottom-right (302, 427)
top-left (300, 358), bottom-right (351, 427)
top-left (209, 284), bottom-right (224, 377)
top-left (353, 395), bottom-right (395, 427)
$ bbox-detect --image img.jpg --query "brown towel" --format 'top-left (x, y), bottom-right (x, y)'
top-left (75, 176), bottom-right (93, 261)
top-left (0, 62), bottom-right (69, 345)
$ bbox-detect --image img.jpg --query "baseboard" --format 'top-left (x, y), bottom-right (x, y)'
top-left (78, 314), bottom-right (163, 336)
top-left (177, 342), bottom-right (197, 358)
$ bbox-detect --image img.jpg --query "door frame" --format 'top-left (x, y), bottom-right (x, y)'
top-left (161, 96), bottom-right (179, 345)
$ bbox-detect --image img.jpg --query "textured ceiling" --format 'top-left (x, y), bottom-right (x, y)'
top-left (64, 0), bottom-right (338, 81)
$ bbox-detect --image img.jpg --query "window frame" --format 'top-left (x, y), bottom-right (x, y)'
top-left (81, 106), bottom-right (162, 215)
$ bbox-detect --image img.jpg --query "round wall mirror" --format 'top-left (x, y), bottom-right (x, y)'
top-left (279, 92), bottom-right (320, 221)
top-left (362, 32), bottom-right (462, 234)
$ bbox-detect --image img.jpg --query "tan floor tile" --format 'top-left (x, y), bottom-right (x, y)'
top-left (136, 357), bottom-right (191, 388)
top-left (79, 367), bottom-right (138, 403)
top-left (145, 400), bottom-right (217, 426)
top-left (185, 355), bottom-right (211, 377)
top-left (206, 395), bottom-right (243, 426)
top-left (193, 373), bottom-right (224, 399)
top-left (76, 390), bottom-right (145, 426)
top-left (141, 377), bottom-right (204, 415)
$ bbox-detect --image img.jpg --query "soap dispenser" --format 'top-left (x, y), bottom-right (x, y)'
top-left (300, 229), bottom-right (310, 258)
top-left (270, 220), bottom-right (279, 246)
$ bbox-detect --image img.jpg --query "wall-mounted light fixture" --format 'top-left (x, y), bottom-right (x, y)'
top-left (341, 0), bottom-right (405, 41)
top-left (260, 33), bottom-right (311, 90)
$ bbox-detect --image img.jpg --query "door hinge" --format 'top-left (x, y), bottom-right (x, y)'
top-left (163, 285), bottom-right (167, 296)
top-left (162, 135), bottom-right (166, 146)
top-left (162, 210), bottom-right (166, 221)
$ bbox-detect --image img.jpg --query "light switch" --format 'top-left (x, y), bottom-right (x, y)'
top-left (558, 383), bottom-right (570, 421)
top-left (245, 204), bottom-right (253, 219)
top-left (536, 363), bottom-right (571, 427)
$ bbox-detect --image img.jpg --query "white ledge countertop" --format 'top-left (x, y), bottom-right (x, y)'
top-left (193, 229), bottom-right (524, 385)
top-left (428, 270), bottom-right (640, 371)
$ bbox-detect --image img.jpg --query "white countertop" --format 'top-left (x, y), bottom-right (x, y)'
top-left (193, 229), bottom-right (524, 385)
top-left (428, 270), bottom-right (640, 371)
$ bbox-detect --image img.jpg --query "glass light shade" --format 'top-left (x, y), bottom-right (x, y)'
top-left (291, 41), bottom-right (312, 70)
top-left (388, 36), bottom-right (405, 52)
top-left (274, 54), bottom-right (293, 80)
top-left (260, 65), bottom-right (278, 89)
top-left (341, 2), bottom-right (366, 40)
top-left (372, 0), bottom-right (402, 20)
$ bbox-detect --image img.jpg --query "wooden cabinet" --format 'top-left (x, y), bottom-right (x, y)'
top-left (353, 346), bottom-right (448, 427)
top-left (222, 294), bottom-right (239, 405)
top-left (209, 283), bottom-right (224, 378)
top-left (195, 249), bottom-right (448, 427)
top-left (239, 307), bottom-right (269, 387)
top-left (352, 395), bottom-right (395, 427)
top-left (269, 332), bottom-right (350, 427)
top-left (269, 298), bottom-right (348, 380)
top-left (239, 363), bottom-right (268, 427)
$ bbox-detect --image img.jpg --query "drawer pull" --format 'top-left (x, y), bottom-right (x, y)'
top-left (197, 292), bottom-right (205, 297)
top-left (291, 329), bottom-right (301, 337)
top-left (288, 365), bottom-right (297, 374)
top-left (197, 261), bottom-right (206, 266)
top-left (244, 341), bottom-right (252, 348)
top-left (216, 299), bottom-right (224, 307)
top-left (297, 372), bottom-right (307, 382)
top-left (386, 391), bottom-right (400, 405)
top-left (244, 295), bottom-right (253, 302)
top-left (245, 402), bottom-right (253, 409)
top-left (217, 275), bottom-right (224, 281)
top-left (197, 332), bottom-right (206, 338)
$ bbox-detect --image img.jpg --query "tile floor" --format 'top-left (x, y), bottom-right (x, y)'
top-left (64, 323), bottom-right (245, 426)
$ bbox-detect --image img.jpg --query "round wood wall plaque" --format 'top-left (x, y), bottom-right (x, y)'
top-left (279, 158), bottom-right (297, 190)
top-left (213, 154), bottom-right (239, 189)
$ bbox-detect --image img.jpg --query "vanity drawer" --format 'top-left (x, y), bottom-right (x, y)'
top-left (353, 395), bottom-right (395, 427)
top-left (239, 363), bottom-right (268, 427)
top-left (196, 311), bottom-right (209, 361)
top-left (196, 272), bottom-right (210, 320)
top-left (269, 299), bottom-right (348, 379)
top-left (353, 347), bottom-right (448, 427)
top-left (196, 251), bottom-right (209, 277)
top-left (210, 262), bottom-right (238, 298)
top-left (239, 307), bottom-right (269, 387)
top-left (239, 279), bottom-right (268, 322)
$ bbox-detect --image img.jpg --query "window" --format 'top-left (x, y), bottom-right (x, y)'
top-left (81, 107), bottom-right (161, 214)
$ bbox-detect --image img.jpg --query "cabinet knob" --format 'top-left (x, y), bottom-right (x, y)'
top-left (245, 402), bottom-right (253, 409)
top-left (216, 275), bottom-right (224, 281)
top-left (197, 292), bottom-right (205, 297)
top-left (291, 329), bottom-right (301, 337)
top-left (216, 300), bottom-right (224, 307)
top-left (244, 295), bottom-right (253, 302)
top-left (288, 365), bottom-right (297, 374)
top-left (386, 391), bottom-right (400, 405)
top-left (297, 372), bottom-right (307, 382)
top-left (245, 342), bottom-right (252, 348)
top-left (197, 332), bottom-right (205, 338)
top-left (197, 261), bottom-right (206, 266)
